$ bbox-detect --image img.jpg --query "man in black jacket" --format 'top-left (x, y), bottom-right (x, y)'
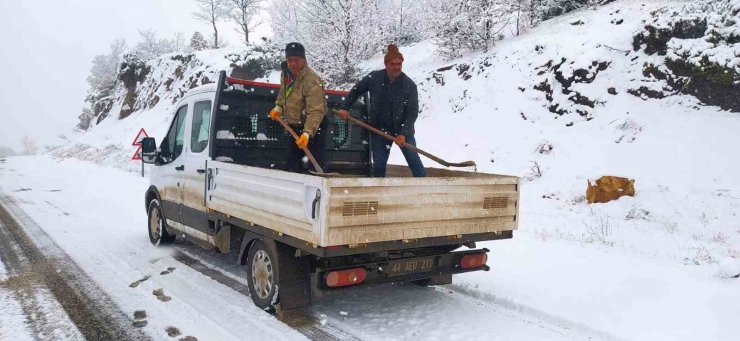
top-left (336, 44), bottom-right (426, 177)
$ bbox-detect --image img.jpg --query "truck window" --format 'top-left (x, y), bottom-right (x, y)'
top-left (190, 100), bottom-right (212, 154)
top-left (160, 105), bottom-right (188, 164)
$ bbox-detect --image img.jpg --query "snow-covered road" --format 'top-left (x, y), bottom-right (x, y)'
top-left (0, 217), bottom-right (87, 341)
top-left (0, 156), bottom-right (605, 340)
top-left (0, 195), bottom-right (150, 341)
top-left (175, 239), bottom-right (600, 341)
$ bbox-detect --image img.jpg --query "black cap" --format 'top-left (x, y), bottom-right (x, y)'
top-left (285, 42), bottom-right (306, 59)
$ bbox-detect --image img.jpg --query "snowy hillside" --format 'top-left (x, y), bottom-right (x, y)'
top-left (31, 0), bottom-right (740, 339)
top-left (371, 0), bottom-right (740, 267)
top-left (48, 46), bottom-right (280, 171)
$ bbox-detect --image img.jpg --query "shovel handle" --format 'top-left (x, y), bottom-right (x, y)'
top-left (274, 116), bottom-right (324, 174)
top-left (349, 117), bottom-right (444, 164)
top-left (333, 110), bottom-right (476, 168)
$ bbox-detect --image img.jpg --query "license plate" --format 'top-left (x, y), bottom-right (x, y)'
top-left (386, 257), bottom-right (436, 277)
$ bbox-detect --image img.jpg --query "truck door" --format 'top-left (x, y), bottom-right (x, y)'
top-left (180, 95), bottom-right (212, 234)
top-left (158, 105), bottom-right (189, 223)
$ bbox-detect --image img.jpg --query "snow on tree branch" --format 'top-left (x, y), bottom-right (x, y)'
top-left (270, 0), bottom-right (424, 86)
top-left (133, 30), bottom-right (187, 61)
top-left (226, 0), bottom-right (264, 45)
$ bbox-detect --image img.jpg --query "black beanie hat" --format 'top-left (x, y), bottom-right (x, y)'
top-left (285, 42), bottom-right (306, 59)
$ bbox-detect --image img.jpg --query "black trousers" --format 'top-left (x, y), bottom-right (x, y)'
top-left (286, 118), bottom-right (328, 174)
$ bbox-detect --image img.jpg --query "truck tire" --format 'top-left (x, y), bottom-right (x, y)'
top-left (245, 239), bottom-right (279, 312)
top-left (147, 199), bottom-right (176, 246)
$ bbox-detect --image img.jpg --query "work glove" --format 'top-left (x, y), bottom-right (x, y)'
top-left (296, 133), bottom-right (310, 149)
top-left (336, 109), bottom-right (350, 120)
top-left (269, 107), bottom-right (282, 121)
top-left (394, 135), bottom-right (406, 147)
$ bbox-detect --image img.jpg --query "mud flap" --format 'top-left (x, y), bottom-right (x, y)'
top-left (213, 224), bottom-right (231, 253)
top-left (275, 242), bottom-right (312, 312)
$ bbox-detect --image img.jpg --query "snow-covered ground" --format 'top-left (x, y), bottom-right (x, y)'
top-left (0, 157), bottom-right (306, 341)
top-left (0, 289), bottom-right (35, 341)
top-left (0, 156), bottom-right (605, 341)
top-left (378, 3), bottom-right (740, 338)
top-left (4, 0), bottom-right (740, 339)
top-left (385, 0), bottom-right (740, 271)
top-left (0, 255), bottom-right (5, 282)
top-left (0, 286), bottom-right (85, 341)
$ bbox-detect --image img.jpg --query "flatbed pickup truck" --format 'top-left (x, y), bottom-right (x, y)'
top-left (141, 71), bottom-right (520, 312)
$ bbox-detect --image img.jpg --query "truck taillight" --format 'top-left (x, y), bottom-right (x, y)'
top-left (325, 268), bottom-right (367, 288)
top-left (460, 254), bottom-right (488, 269)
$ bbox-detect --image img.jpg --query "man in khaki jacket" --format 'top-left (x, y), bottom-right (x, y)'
top-left (269, 42), bottom-right (328, 173)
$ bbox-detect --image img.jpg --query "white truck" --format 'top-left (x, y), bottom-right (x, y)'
top-left (141, 71), bottom-right (520, 312)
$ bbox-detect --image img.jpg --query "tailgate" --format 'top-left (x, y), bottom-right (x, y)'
top-left (324, 168), bottom-right (519, 246)
top-left (206, 160), bottom-right (327, 245)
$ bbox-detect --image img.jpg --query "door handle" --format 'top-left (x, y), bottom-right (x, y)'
top-left (175, 165), bottom-right (185, 171)
top-left (197, 169), bottom-right (206, 174)
top-left (311, 190), bottom-right (321, 220)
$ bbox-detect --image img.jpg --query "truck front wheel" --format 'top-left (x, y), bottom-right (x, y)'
top-left (147, 199), bottom-right (176, 246)
top-left (245, 240), bottom-right (279, 312)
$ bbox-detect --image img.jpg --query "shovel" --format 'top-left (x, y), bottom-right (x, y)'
top-left (273, 116), bottom-right (325, 174)
top-left (274, 116), bottom-right (359, 177)
top-left (333, 110), bottom-right (477, 168)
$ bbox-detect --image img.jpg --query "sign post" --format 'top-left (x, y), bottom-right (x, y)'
top-left (131, 128), bottom-right (149, 178)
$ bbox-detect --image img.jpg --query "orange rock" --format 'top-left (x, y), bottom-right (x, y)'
top-left (586, 176), bottom-right (635, 204)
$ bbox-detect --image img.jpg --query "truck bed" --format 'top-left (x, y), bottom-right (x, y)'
top-left (206, 161), bottom-right (519, 248)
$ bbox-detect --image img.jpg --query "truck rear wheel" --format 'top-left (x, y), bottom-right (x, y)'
top-left (147, 199), bottom-right (176, 246)
top-left (245, 240), bottom-right (279, 312)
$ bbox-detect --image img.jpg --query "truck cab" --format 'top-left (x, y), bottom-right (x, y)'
top-left (144, 84), bottom-right (217, 240)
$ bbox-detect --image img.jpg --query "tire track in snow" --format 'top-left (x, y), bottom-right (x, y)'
top-left (1, 207), bottom-right (87, 341)
top-left (444, 283), bottom-right (625, 341)
top-left (0, 215), bottom-right (42, 341)
top-left (173, 249), bottom-right (362, 341)
top-left (0, 194), bottom-right (152, 341)
top-left (175, 241), bottom-right (607, 341)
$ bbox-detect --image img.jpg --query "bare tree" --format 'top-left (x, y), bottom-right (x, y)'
top-left (134, 29), bottom-right (163, 60)
top-left (377, 0), bottom-right (427, 45)
top-left (21, 135), bottom-right (38, 155)
top-left (226, 0), bottom-right (264, 45)
top-left (428, 0), bottom-right (512, 58)
top-left (133, 29), bottom-right (187, 60)
top-left (273, 0), bottom-right (384, 86)
top-left (169, 32), bottom-right (188, 53)
top-left (268, 0), bottom-right (300, 43)
top-left (506, 0), bottom-right (540, 36)
top-left (87, 38), bottom-right (127, 94)
top-left (193, 0), bottom-right (229, 49)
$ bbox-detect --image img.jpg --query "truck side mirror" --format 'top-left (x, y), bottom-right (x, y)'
top-left (141, 137), bottom-right (157, 164)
